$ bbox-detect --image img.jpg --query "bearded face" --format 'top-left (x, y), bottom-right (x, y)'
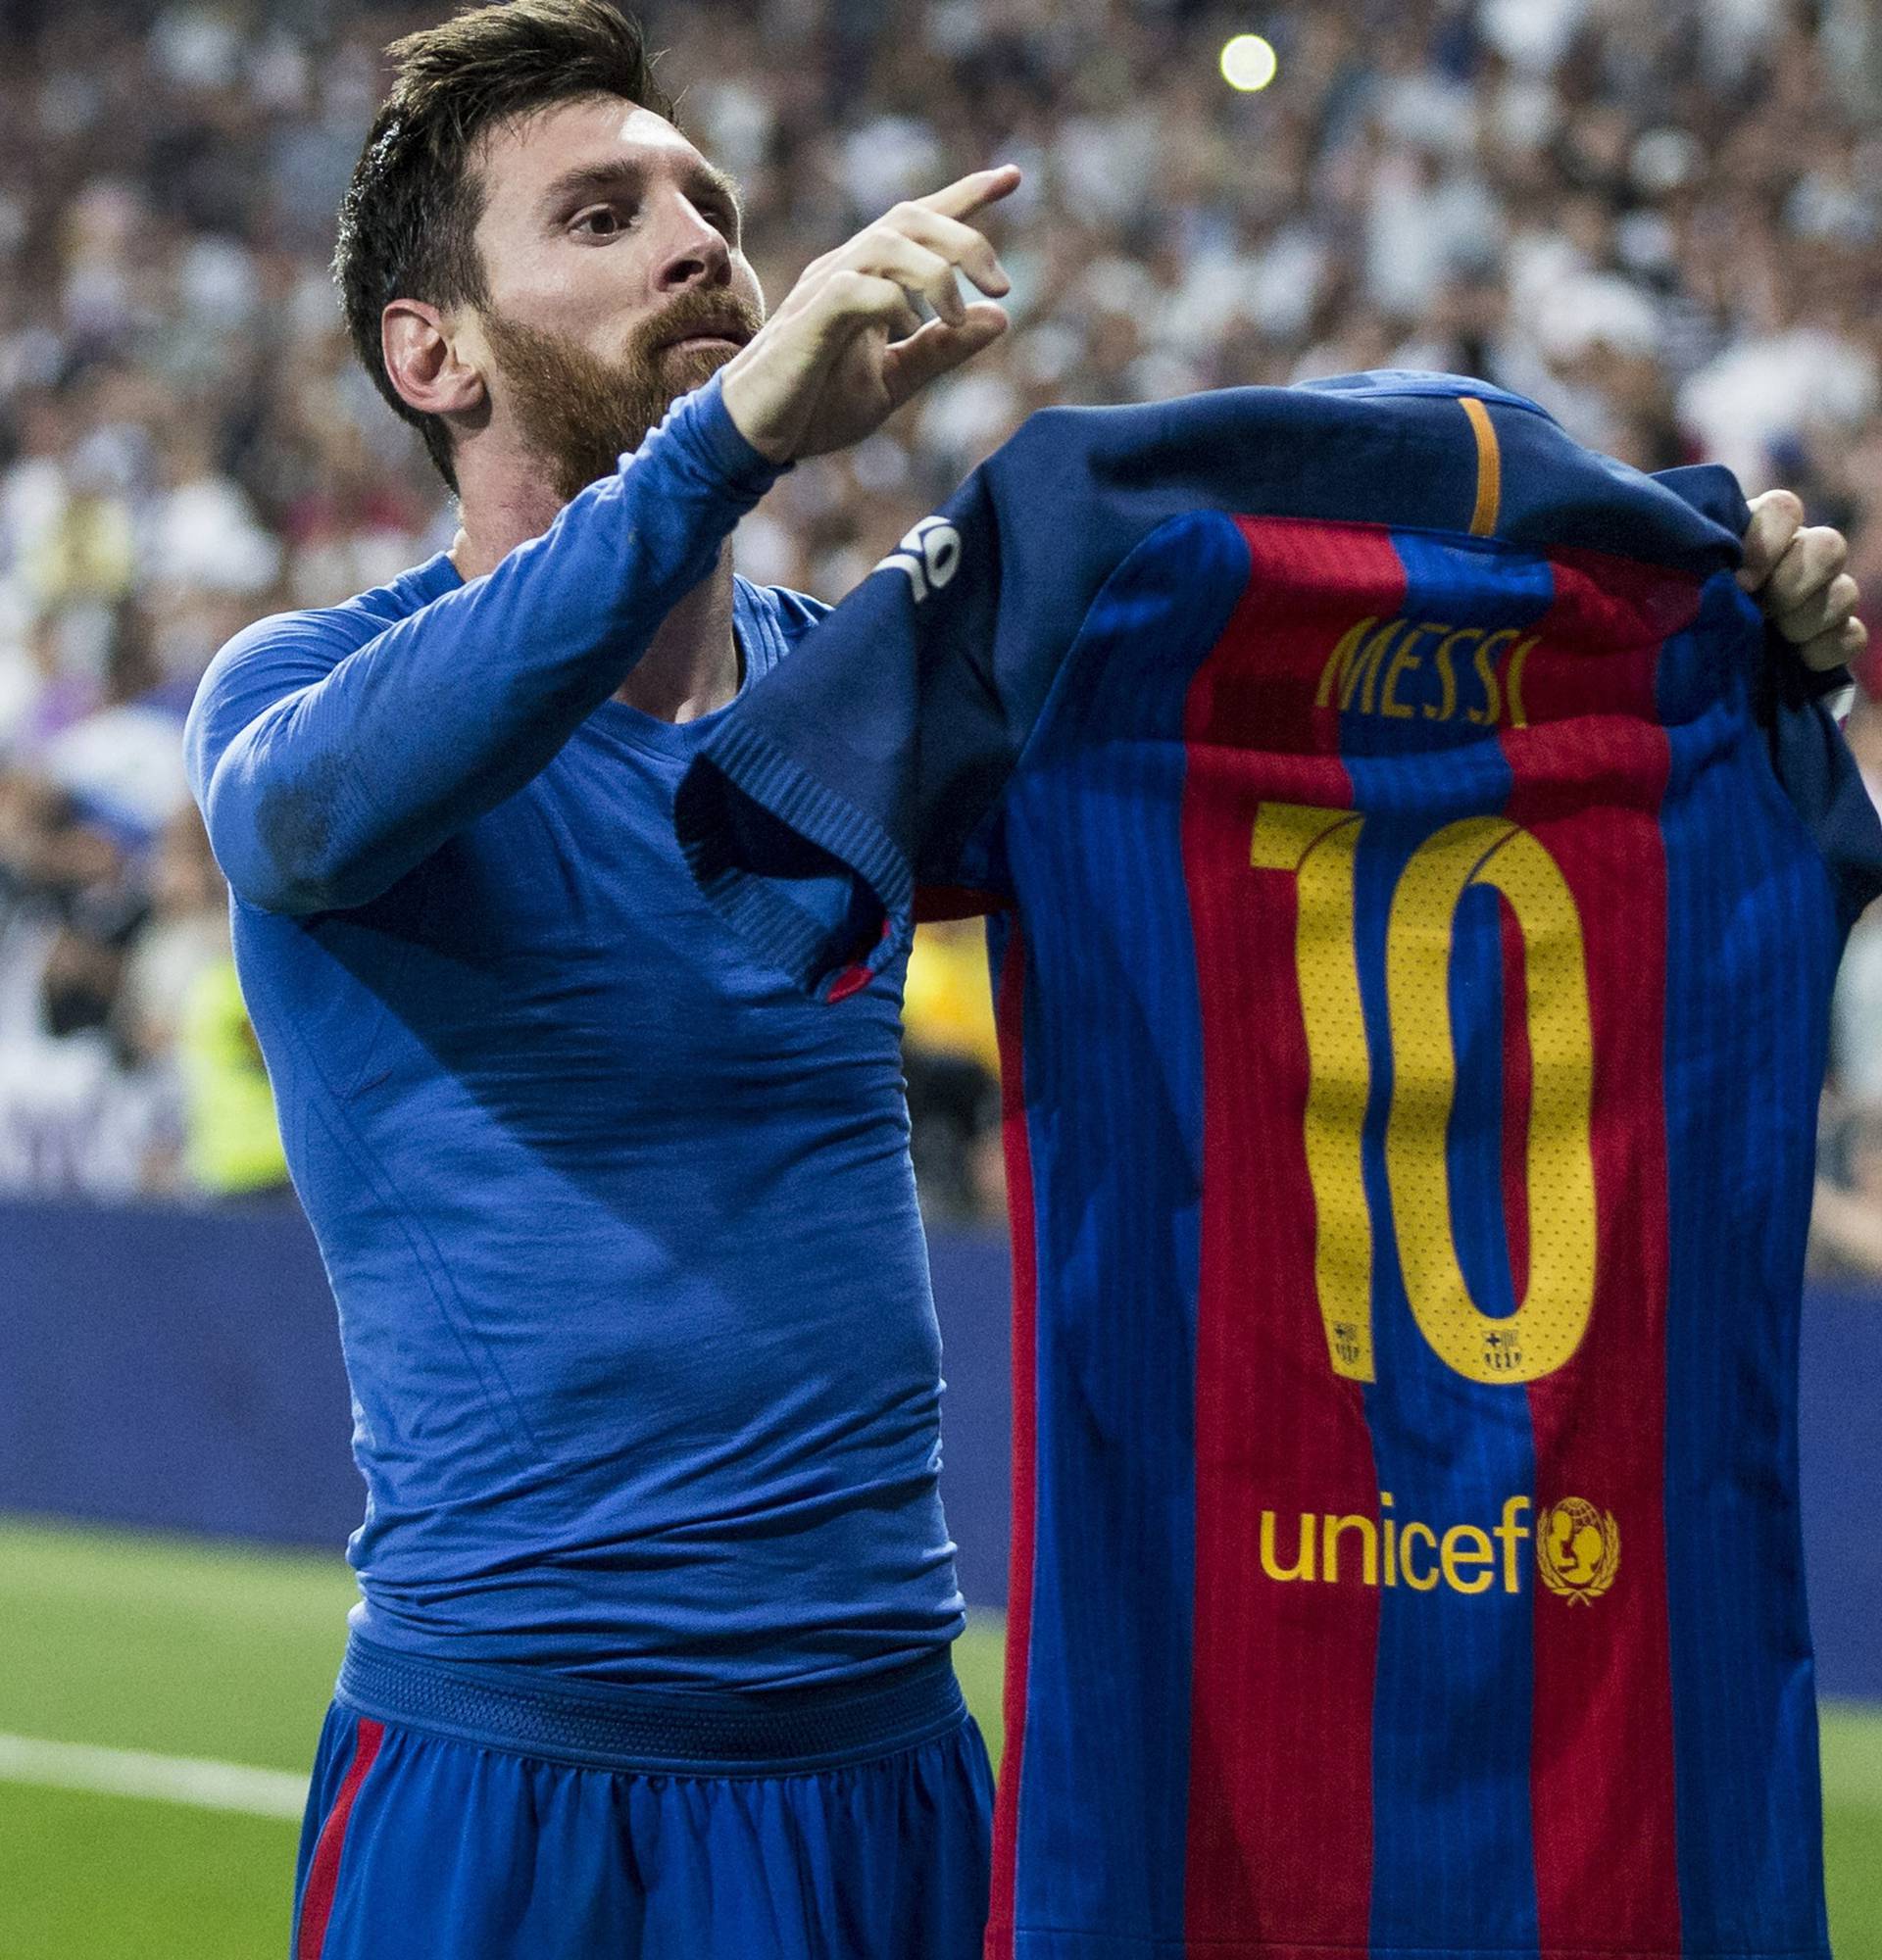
top-left (478, 284), bottom-right (766, 505)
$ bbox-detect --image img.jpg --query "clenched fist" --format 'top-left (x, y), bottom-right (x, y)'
top-left (1739, 489), bottom-right (1868, 672)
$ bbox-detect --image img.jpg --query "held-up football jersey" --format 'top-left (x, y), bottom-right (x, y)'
top-left (675, 374), bottom-right (1882, 1960)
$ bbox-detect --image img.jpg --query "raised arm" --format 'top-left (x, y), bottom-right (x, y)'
top-left (186, 376), bottom-right (778, 915)
top-left (189, 161), bottom-right (1022, 919)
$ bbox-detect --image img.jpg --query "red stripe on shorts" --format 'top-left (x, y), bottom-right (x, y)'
top-left (296, 1717), bottom-right (385, 1960)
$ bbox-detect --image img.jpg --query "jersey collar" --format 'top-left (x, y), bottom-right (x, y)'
top-left (1296, 369), bottom-right (1557, 422)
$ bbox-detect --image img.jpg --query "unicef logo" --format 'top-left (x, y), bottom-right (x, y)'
top-left (1537, 1498), bottom-right (1620, 1605)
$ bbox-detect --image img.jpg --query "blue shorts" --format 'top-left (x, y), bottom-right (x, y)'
top-left (292, 1635), bottom-right (994, 1960)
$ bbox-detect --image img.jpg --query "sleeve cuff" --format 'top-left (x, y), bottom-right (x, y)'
top-left (1767, 624), bottom-right (1855, 709)
top-left (659, 370), bottom-right (790, 503)
top-left (675, 722), bottom-right (915, 1002)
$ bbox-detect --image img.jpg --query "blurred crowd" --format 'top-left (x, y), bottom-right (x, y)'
top-left (0, 0), bottom-right (1879, 1255)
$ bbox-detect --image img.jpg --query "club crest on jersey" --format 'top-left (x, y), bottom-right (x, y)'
top-left (1536, 1497), bottom-right (1620, 1604)
top-left (873, 517), bottom-right (962, 603)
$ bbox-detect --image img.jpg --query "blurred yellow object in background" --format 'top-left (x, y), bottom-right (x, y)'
top-left (903, 920), bottom-right (1000, 1076)
top-left (176, 960), bottom-right (288, 1198)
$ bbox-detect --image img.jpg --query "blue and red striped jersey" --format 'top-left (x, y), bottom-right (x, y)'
top-left (677, 374), bottom-right (1882, 1960)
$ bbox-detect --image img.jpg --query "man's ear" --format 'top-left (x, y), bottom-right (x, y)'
top-left (382, 300), bottom-right (486, 422)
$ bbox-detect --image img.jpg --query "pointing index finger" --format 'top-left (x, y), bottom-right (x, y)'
top-left (916, 165), bottom-right (1024, 223)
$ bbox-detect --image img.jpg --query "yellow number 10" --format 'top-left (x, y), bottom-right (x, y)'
top-left (1250, 803), bottom-right (1597, 1389)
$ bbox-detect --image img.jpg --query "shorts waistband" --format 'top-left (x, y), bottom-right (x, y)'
top-left (335, 1633), bottom-right (967, 1777)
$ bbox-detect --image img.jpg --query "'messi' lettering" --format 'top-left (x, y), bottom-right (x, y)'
top-left (1315, 615), bottom-right (1538, 728)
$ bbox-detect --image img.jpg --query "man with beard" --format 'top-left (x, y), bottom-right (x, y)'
top-left (182, 4), bottom-right (1859, 1958)
top-left (185, 5), bottom-right (1015, 1956)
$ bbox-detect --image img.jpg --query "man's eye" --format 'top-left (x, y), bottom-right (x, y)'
top-left (573, 207), bottom-right (628, 237)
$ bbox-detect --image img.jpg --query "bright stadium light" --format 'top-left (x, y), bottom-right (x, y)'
top-left (1220, 32), bottom-right (1278, 92)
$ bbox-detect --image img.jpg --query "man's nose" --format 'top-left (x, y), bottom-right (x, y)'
top-left (653, 195), bottom-right (732, 293)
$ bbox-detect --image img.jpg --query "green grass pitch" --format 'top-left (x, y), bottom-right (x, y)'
top-left (0, 1516), bottom-right (1873, 1958)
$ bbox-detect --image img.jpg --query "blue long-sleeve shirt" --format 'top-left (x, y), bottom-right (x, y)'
top-left (184, 376), bottom-right (965, 1688)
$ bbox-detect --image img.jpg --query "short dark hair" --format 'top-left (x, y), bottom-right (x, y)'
top-left (333, 0), bottom-right (676, 492)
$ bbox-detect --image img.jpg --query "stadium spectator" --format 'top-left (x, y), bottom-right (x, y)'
top-left (0, 0), bottom-right (1878, 1224)
top-left (903, 920), bottom-right (1005, 1224)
